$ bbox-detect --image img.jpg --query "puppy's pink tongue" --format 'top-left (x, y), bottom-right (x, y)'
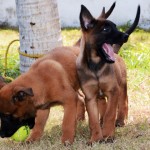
top-left (102, 43), bottom-right (115, 61)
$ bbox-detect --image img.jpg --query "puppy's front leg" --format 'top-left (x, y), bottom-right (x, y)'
top-left (98, 97), bottom-right (107, 126)
top-left (27, 109), bottom-right (50, 142)
top-left (102, 90), bottom-right (118, 141)
top-left (86, 97), bottom-right (103, 145)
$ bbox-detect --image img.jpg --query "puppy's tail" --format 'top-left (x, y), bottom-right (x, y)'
top-left (125, 5), bottom-right (140, 35)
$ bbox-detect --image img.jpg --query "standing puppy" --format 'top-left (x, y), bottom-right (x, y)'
top-left (76, 5), bottom-right (140, 144)
top-left (75, 2), bottom-right (116, 121)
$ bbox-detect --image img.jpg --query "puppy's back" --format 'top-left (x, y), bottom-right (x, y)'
top-left (31, 46), bottom-right (80, 90)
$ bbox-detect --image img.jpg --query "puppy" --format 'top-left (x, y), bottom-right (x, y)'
top-left (75, 4), bottom-right (140, 127)
top-left (0, 47), bottom-right (81, 144)
top-left (76, 5), bottom-right (140, 144)
top-left (75, 2), bottom-right (116, 121)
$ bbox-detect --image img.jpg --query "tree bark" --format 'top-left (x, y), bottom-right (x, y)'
top-left (15, 0), bottom-right (62, 73)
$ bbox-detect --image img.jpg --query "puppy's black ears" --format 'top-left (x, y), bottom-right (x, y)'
top-left (12, 87), bottom-right (34, 103)
top-left (80, 5), bottom-right (96, 31)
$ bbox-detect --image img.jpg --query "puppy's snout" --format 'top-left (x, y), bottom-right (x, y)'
top-left (0, 132), bottom-right (5, 138)
top-left (122, 33), bottom-right (129, 42)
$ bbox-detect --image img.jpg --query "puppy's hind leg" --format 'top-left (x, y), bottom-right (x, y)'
top-left (116, 84), bottom-right (128, 127)
top-left (76, 90), bottom-right (85, 121)
top-left (61, 90), bottom-right (77, 145)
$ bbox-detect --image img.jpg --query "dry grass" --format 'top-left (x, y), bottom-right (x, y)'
top-left (0, 27), bottom-right (149, 150)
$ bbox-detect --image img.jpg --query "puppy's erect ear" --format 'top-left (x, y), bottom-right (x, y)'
top-left (12, 87), bottom-right (34, 103)
top-left (98, 2), bottom-right (116, 19)
top-left (105, 2), bottom-right (116, 18)
top-left (98, 7), bottom-right (105, 19)
top-left (80, 5), bottom-right (96, 31)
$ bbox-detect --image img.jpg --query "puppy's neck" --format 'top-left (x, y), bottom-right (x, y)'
top-left (77, 35), bottom-right (104, 72)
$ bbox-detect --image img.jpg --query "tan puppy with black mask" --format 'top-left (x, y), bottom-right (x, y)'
top-left (76, 5), bottom-right (140, 144)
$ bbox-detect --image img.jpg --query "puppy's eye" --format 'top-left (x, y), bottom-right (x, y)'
top-left (12, 96), bottom-right (18, 103)
top-left (103, 27), bottom-right (110, 32)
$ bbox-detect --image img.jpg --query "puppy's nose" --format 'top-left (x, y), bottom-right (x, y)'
top-left (122, 33), bottom-right (129, 42)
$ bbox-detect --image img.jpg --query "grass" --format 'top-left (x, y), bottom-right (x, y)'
top-left (0, 28), bottom-right (20, 79)
top-left (0, 27), bottom-right (150, 150)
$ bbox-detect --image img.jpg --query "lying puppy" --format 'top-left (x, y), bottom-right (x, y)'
top-left (76, 5), bottom-right (140, 144)
top-left (0, 76), bottom-right (35, 138)
top-left (0, 47), bottom-right (81, 145)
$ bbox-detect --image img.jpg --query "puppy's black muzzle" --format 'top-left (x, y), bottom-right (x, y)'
top-left (0, 113), bottom-right (35, 138)
top-left (112, 31), bottom-right (129, 44)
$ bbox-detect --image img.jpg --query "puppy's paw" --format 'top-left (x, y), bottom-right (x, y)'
top-left (86, 135), bottom-right (104, 146)
top-left (26, 131), bottom-right (42, 142)
top-left (86, 140), bottom-right (93, 146)
top-left (61, 135), bottom-right (74, 145)
top-left (76, 113), bottom-right (85, 121)
top-left (115, 119), bottom-right (125, 127)
top-left (63, 140), bottom-right (72, 146)
top-left (104, 136), bottom-right (115, 143)
top-left (86, 139), bottom-right (104, 146)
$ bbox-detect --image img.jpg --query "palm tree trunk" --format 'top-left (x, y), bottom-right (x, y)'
top-left (15, 0), bottom-right (62, 73)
